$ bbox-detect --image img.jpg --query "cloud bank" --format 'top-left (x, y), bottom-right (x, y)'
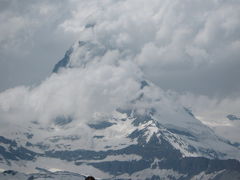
top-left (0, 0), bottom-right (240, 97)
top-left (60, 0), bottom-right (240, 97)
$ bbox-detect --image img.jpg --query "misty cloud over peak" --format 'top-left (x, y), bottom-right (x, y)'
top-left (56, 0), bottom-right (240, 96)
top-left (0, 0), bottom-right (239, 96)
top-left (0, 34), bottom-right (195, 131)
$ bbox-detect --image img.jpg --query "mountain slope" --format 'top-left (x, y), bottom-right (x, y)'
top-left (0, 106), bottom-right (240, 179)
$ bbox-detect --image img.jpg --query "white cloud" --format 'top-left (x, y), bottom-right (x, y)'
top-left (1, 0), bottom-right (240, 95)
top-left (56, 0), bottom-right (240, 96)
top-left (0, 54), bottom-right (143, 125)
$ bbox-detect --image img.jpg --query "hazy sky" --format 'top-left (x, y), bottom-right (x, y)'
top-left (0, 0), bottom-right (240, 142)
top-left (0, 0), bottom-right (77, 91)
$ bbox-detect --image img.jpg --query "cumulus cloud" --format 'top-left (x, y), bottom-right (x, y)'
top-left (1, 0), bottom-right (240, 96)
top-left (0, 37), bottom-right (182, 129)
top-left (0, 61), bottom-right (140, 125)
top-left (59, 0), bottom-right (240, 97)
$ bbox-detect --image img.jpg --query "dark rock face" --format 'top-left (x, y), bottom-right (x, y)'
top-left (24, 133), bottom-right (34, 139)
top-left (3, 170), bottom-right (17, 175)
top-left (0, 136), bottom-right (38, 163)
top-left (170, 158), bottom-right (240, 177)
top-left (52, 48), bottom-right (73, 73)
top-left (183, 107), bottom-right (195, 118)
top-left (54, 116), bottom-right (73, 126)
top-left (227, 114), bottom-right (240, 121)
top-left (0, 136), bottom-right (17, 146)
top-left (88, 121), bottom-right (116, 130)
top-left (212, 170), bottom-right (240, 180)
top-left (91, 160), bottom-right (150, 175)
top-left (140, 80), bottom-right (149, 89)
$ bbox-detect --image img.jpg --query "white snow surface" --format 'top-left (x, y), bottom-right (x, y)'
top-left (116, 168), bottom-right (184, 180)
